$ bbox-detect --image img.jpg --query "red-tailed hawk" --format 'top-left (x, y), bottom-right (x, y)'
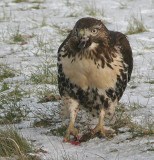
top-left (57, 17), bottom-right (133, 142)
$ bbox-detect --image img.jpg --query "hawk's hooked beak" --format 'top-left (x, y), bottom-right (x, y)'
top-left (78, 30), bottom-right (89, 49)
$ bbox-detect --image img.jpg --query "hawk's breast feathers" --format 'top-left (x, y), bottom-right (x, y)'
top-left (61, 43), bottom-right (125, 91)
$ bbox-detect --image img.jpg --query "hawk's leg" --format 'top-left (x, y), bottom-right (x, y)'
top-left (63, 98), bottom-right (79, 142)
top-left (91, 109), bottom-right (106, 136)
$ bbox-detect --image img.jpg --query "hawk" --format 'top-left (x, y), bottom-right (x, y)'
top-left (57, 17), bottom-right (133, 142)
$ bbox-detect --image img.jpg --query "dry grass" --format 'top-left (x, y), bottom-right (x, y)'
top-left (0, 128), bottom-right (33, 159)
top-left (111, 104), bottom-right (154, 139)
top-left (126, 15), bottom-right (148, 35)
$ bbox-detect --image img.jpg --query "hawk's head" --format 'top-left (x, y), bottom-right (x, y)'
top-left (69, 17), bottom-right (110, 52)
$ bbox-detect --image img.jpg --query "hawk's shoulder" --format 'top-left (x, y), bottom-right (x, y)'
top-left (58, 30), bottom-right (72, 53)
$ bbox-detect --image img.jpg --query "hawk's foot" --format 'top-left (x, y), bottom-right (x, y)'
top-left (91, 124), bottom-right (106, 136)
top-left (91, 125), bottom-right (115, 137)
top-left (63, 125), bottom-right (79, 142)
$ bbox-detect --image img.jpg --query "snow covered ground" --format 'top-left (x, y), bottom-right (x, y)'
top-left (0, 0), bottom-right (153, 159)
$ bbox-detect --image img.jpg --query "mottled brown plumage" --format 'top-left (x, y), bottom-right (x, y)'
top-left (57, 17), bottom-right (133, 142)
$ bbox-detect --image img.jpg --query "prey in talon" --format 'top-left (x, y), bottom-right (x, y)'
top-left (57, 17), bottom-right (133, 142)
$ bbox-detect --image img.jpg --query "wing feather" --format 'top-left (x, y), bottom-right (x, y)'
top-left (110, 31), bottom-right (133, 81)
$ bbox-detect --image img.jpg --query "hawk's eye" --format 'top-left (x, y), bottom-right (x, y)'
top-left (91, 28), bottom-right (98, 34)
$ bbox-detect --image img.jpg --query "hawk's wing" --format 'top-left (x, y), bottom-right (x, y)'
top-left (110, 31), bottom-right (133, 81)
